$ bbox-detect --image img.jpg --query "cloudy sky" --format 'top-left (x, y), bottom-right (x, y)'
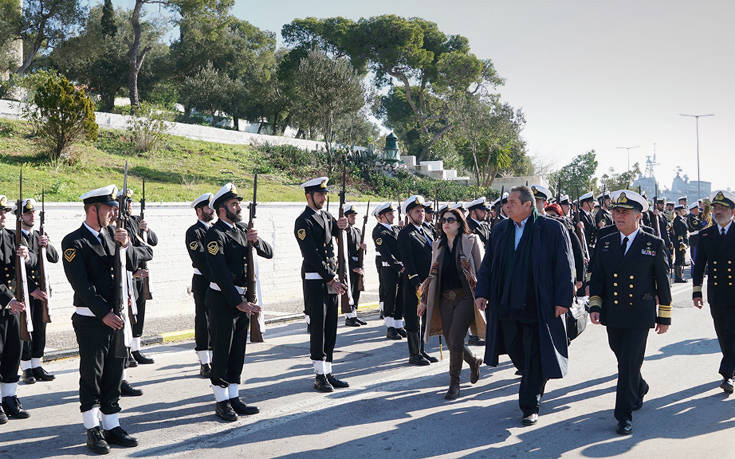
top-left (131, 0), bottom-right (735, 191)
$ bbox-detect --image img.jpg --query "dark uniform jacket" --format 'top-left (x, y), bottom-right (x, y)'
top-left (397, 223), bottom-right (433, 291)
top-left (687, 212), bottom-right (706, 248)
top-left (673, 215), bottom-right (688, 247)
top-left (186, 220), bottom-right (211, 280)
top-left (692, 223), bottom-right (735, 306)
top-left (595, 208), bottom-right (613, 230)
top-left (589, 230), bottom-right (671, 328)
top-left (559, 218), bottom-right (585, 282)
top-left (205, 219), bottom-right (273, 309)
top-left (0, 227), bottom-right (39, 306)
top-left (61, 224), bottom-right (151, 319)
top-left (373, 223), bottom-right (401, 269)
top-left (125, 215), bottom-right (158, 270)
top-left (422, 221), bottom-right (437, 240)
top-left (576, 209), bottom-right (595, 248)
top-left (468, 218), bottom-right (491, 249)
top-left (294, 206), bottom-right (339, 282)
top-left (346, 225), bottom-right (362, 271)
top-left (21, 229), bottom-right (59, 290)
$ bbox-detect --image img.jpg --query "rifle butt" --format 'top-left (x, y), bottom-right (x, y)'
top-left (19, 310), bottom-right (31, 341)
top-left (249, 314), bottom-right (264, 343)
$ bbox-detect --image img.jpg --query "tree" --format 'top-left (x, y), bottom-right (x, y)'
top-left (100, 0), bottom-right (116, 37)
top-left (291, 50), bottom-right (365, 173)
top-left (599, 162), bottom-right (642, 192)
top-left (547, 151), bottom-right (599, 198)
top-left (179, 61), bottom-right (234, 117)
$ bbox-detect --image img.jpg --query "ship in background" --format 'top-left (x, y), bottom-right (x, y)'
top-left (632, 147), bottom-right (711, 203)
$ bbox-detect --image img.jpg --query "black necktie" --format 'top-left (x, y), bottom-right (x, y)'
top-left (99, 233), bottom-right (110, 256)
top-left (621, 236), bottom-right (629, 255)
top-left (722, 227), bottom-right (727, 238)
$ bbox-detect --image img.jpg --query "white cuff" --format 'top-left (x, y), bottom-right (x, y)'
top-left (228, 383), bottom-right (239, 399)
top-left (131, 336), bottom-right (141, 352)
top-left (325, 361), bottom-right (332, 375)
top-left (345, 312), bottom-right (357, 318)
top-left (384, 317), bottom-right (394, 328)
top-left (20, 360), bottom-right (32, 371)
top-left (313, 360), bottom-right (326, 375)
top-left (0, 382), bottom-right (17, 397)
top-left (394, 319), bottom-right (405, 328)
top-left (197, 350), bottom-right (211, 365)
top-left (101, 413), bottom-right (120, 430)
top-left (31, 358), bottom-right (42, 368)
top-left (212, 385), bottom-right (229, 402)
top-left (82, 407), bottom-right (100, 429)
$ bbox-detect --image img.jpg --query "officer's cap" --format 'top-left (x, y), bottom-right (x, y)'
top-left (579, 191), bottom-right (594, 202)
top-left (610, 190), bottom-right (648, 212)
top-left (20, 198), bottom-right (37, 213)
top-left (344, 204), bottom-right (358, 215)
top-left (451, 202), bottom-right (467, 212)
top-left (665, 201), bottom-right (674, 206)
top-left (437, 203), bottom-right (449, 213)
top-left (116, 188), bottom-right (134, 199)
top-left (467, 197), bottom-right (488, 211)
top-left (374, 202), bottom-right (395, 216)
top-left (530, 185), bottom-right (551, 201)
top-left (423, 203), bottom-right (435, 213)
top-left (0, 195), bottom-right (11, 212)
top-left (301, 177), bottom-right (330, 194)
top-left (210, 183), bottom-right (242, 210)
top-left (687, 202), bottom-right (699, 211)
top-left (191, 192), bottom-right (213, 209)
top-left (80, 185), bottom-right (119, 207)
top-left (558, 194), bottom-right (570, 205)
top-left (403, 195), bottom-right (426, 214)
top-left (711, 190), bottom-right (735, 208)
top-left (596, 192), bottom-right (610, 201)
top-left (677, 196), bottom-right (687, 201)
top-left (674, 204), bottom-right (684, 210)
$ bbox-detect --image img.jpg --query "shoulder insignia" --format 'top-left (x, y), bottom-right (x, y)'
top-left (64, 248), bottom-right (76, 263)
top-left (376, 237), bottom-right (382, 246)
top-left (207, 241), bottom-right (219, 255)
top-left (297, 228), bottom-right (307, 240)
top-left (189, 241), bottom-right (198, 251)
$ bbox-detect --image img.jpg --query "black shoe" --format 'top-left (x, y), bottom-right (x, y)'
top-left (131, 351), bottom-right (154, 365)
top-left (22, 369), bottom-right (36, 385)
top-left (326, 373), bottom-right (349, 388)
top-left (721, 378), bottom-right (734, 394)
top-left (355, 317), bottom-right (368, 325)
top-left (379, 311), bottom-right (384, 320)
top-left (467, 335), bottom-right (485, 346)
top-left (120, 380), bottom-right (143, 397)
top-left (396, 328), bottom-right (407, 338)
top-left (0, 405), bottom-right (7, 425)
top-left (86, 426), bottom-right (110, 455)
top-left (386, 327), bottom-right (401, 340)
top-left (103, 426), bottom-right (138, 447)
top-left (421, 351), bottom-right (439, 363)
top-left (314, 374), bottom-right (334, 393)
top-left (2, 396), bottom-right (30, 419)
top-left (32, 367), bottom-right (55, 382)
top-left (229, 397), bottom-right (259, 415)
top-left (522, 413), bottom-right (539, 425)
top-left (444, 384), bottom-right (460, 400)
top-left (633, 381), bottom-right (649, 411)
top-left (344, 317), bottom-right (361, 327)
top-left (200, 363), bottom-right (212, 379)
top-left (215, 400), bottom-right (238, 422)
top-left (515, 370), bottom-right (523, 376)
top-left (616, 420), bottom-right (633, 435)
top-left (409, 354), bottom-right (431, 366)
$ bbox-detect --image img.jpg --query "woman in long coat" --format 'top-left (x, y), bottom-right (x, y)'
top-left (418, 207), bottom-right (487, 400)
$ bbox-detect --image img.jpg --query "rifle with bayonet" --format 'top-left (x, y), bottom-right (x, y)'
top-left (356, 200), bottom-right (370, 292)
top-left (574, 187), bottom-right (590, 260)
top-left (337, 160), bottom-right (353, 314)
top-left (246, 174), bottom-right (264, 343)
top-left (140, 178), bottom-right (152, 300)
top-left (16, 167), bottom-right (32, 341)
top-left (116, 162), bottom-right (136, 327)
top-left (38, 189), bottom-right (51, 324)
top-left (651, 183), bottom-right (661, 237)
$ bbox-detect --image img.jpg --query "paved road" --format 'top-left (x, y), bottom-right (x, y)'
top-left (2, 282), bottom-right (733, 458)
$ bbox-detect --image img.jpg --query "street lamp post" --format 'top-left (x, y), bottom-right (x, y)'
top-left (616, 145), bottom-right (640, 179)
top-left (680, 113), bottom-right (714, 201)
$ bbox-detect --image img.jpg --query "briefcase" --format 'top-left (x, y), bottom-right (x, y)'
top-left (565, 297), bottom-right (589, 344)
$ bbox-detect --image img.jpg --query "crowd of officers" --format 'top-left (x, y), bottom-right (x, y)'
top-left (0, 176), bottom-right (733, 453)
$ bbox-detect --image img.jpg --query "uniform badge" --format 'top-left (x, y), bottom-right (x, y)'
top-left (297, 228), bottom-right (306, 240)
top-left (189, 241), bottom-right (198, 251)
top-left (207, 241), bottom-right (219, 255)
top-left (64, 248), bottom-right (76, 263)
top-left (376, 237), bottom-right (383, 246)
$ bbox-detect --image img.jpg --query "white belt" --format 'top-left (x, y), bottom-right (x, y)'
top-left (75, 307), bottom-right (96, 317)
top-left (382, 262), bottom-right (391, 267)
top-left (689, 231), bottom-right (699, 236)
top-left (304, 272), bottom-right (323, 280)
top-left (351, 256), bottom-right (359, 261)
top-left (193, 268), bottom-right (202, 276)
top-left (209, 283), bottom-right (245, 294)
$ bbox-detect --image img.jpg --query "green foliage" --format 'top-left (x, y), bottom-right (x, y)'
top-left (180, 62), bottom-right (234, 116)
top-left (126, 102), bottom-right (173, 153)
top-left (599, 162), bottom-right (642, 192)
top-left (101, 0), bottom-right (117, 37)
top-left (547, 151), bottom-right (599, 198)
top-left (26, 74), bottom-right (98, 165)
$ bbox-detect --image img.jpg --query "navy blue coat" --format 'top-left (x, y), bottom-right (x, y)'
top-left (475, 215), bottom-right (575, 379)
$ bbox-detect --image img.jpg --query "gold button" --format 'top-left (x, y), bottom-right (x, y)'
top-left (630, 275), bottom-right (634, 280)
top-left (715, 282), bottom-right (719, 286)
top-left (613, 282), bottom-right (618, 287)
top-left (629, 302), bottom-right (633, 306)
top-left (629, 294), bottom-right (633, 298)
top-left (729, 260), bottom-right (732, 264)
top-left (614, 292), bottom-right (618, 296)
top-left (730, 283), bottom-right (733, 286)
top-left (614, 273), bottom-right (618, 278)
top-left (629, 284), bottom-right (634, 288)
top-left (714, 261), bottom-right (718, 265)
top-left (714, 268), bottom-right (718, 272)
top-left (614, 300), bottom-right (619, 304)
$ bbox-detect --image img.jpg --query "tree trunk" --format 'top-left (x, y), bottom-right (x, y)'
top-left (127, 0), bottom-right (150, 113)
top-left (233, 116), bottom-right (239, 131)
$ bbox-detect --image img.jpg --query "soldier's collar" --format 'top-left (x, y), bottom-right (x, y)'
top-left (82, 222), bottom-right (102, 239)
top-left (218, 219), bottom-right (234, 229)
top-left (718, 220), bottom-right (733, 234)
top-left (197, 219), bottom-right (211, 229)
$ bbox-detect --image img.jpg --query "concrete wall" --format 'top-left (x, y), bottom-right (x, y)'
top-left (33, 202), bottom-right (380, 332)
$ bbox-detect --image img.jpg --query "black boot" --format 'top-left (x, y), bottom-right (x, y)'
top-left (229, 397), bottom-right (259, 415)
top-left (445, 351), bottom-right (463, 400)
top-left (463, 345), bottom-right (483, 384)
top-left (200, 363), bottom-right (212, 379)
top-left (2, 396), bottom-right (30, 419)
top-left (326, 373), bottom-right (349, 388)
top-left (22, 368), bottom-right (36, 385)
top-left (120, 380), bottom-right (143, 397)
top-left (0, 405), bottom-right (7, 424)
top-left (86, 426), bottom-right (110, 454)
top-left (32, 367), bottom-right (55, 382)
top-left (386, 327), bottom-right (401, 340)
top-left (103, 426), bottom-right (138, 447)
top-left (354, 315), bottom-right (367, 326)
top-left (344, 317), bottom-right (361, 327)
top-left (408, 332), bottom-right (430, 366)
top-left (215, 400), bottom-right (238, 422)
top-left (314, 374), bottom-right (334, 392)
top-left (126, 349), bottom-right (137, 368)
top-left (131, 350), bottom-right (154, 365)
top-left (674, 265), bottom-right (686, 283)
top-left (420, 341), bottom-right (438, 363)
top-left (396, 327), bottom-right (407, 338)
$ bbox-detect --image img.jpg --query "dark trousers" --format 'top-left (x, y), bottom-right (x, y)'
top-left (675, 247), bottom-right (686, 266)
top-left (206, 289), bottom-right (249, 386)
top-left (132, 279), bottom-right (146, 338)
top-left (439, 293), bottom-right (475, 352)
top-left (606, 327), bottom-right (649, 422)
top-left (21, 298), bottom-right (47, 360)
top-left (349, 271), bottom-right (361, 309)
top-left (380, 267), bottom-right (402, 320)
top-left (192, 274), bottom-right (211, 352)
top-left (375, 258), bottom-right (384, 305)
top-left (710, 303), bottom-right (735, 379)
top-left (0, 310), bottom-right (21, 383)
top-left (690, 243), bottom-right (698, 274)
top-left (500, 319), bottom-right (547, 416)
top-left (72, 314), bottom-right (123, 414)
top-left (304, 280), bottom-right (337, 362)
top-left (402, 276), bottom-right (419, 333)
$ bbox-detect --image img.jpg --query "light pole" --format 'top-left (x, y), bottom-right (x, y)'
top-left (680, 113), bottom-right (714, 201)
top-left (616, 145), bottom-right (640, 178)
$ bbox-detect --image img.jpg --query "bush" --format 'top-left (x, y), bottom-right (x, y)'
top-left (26, 74), bottom-right (98, 165)
top-left (127, 102), bottom-right (173, 153)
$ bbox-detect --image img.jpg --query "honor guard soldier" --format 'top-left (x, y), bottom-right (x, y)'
top-left (117, 189), bottom-right (158, 365)
top-left (558, 195), bottom-right (571, 219)
top-left (373, 202), bottom-right (405, 340)
top-left (595, 192), bottom-right (614, 230)
top-left (687, 202), bottom-right (707, 277)
top-left (452, 202), bottom-right (468, 218)
top-left (490, 194), bottom-right (509, 230)
top-left (18, 198), bottom-right (58, 385)
top-left (371, 207), bottom-right (385, 319)
top-left (294, 177), bottom-right (351, 392)
top-left (344, 204), bottom-right (367, 326)
top-left (530, 185), bottom-right (552, 215)
top-left (62, 185), bottom-right (150, 454)
top-left (423, 203), bottom-right (437, 239)
top-left (205, 183), bottom-right (271, 421)
top-left (0, 195), bottom-right (32, 423)
top-left (467, 197), bottom-right (491, 249)
top-left (672, 204), bottom-right (689, 283)
top-left (185, 192), bottom-right (215, 378)
top-left (589, 190), bottom-right (671, 436)
top-left (692, 190), bottom-right (735, 393)
top-left (398, 195), bottom-right (437, 365)
top-left (577, 191), bottom-right (597, 248)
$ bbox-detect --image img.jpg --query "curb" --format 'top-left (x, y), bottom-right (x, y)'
top-left (43, 302), bottom-right (381, 363)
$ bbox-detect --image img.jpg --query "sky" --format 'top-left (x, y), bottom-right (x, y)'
top-left (126, 0), bottom-right (735, 191)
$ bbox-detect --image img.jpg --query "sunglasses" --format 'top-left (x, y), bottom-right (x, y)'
top-left (440, 217), bottom-right (458, 224)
